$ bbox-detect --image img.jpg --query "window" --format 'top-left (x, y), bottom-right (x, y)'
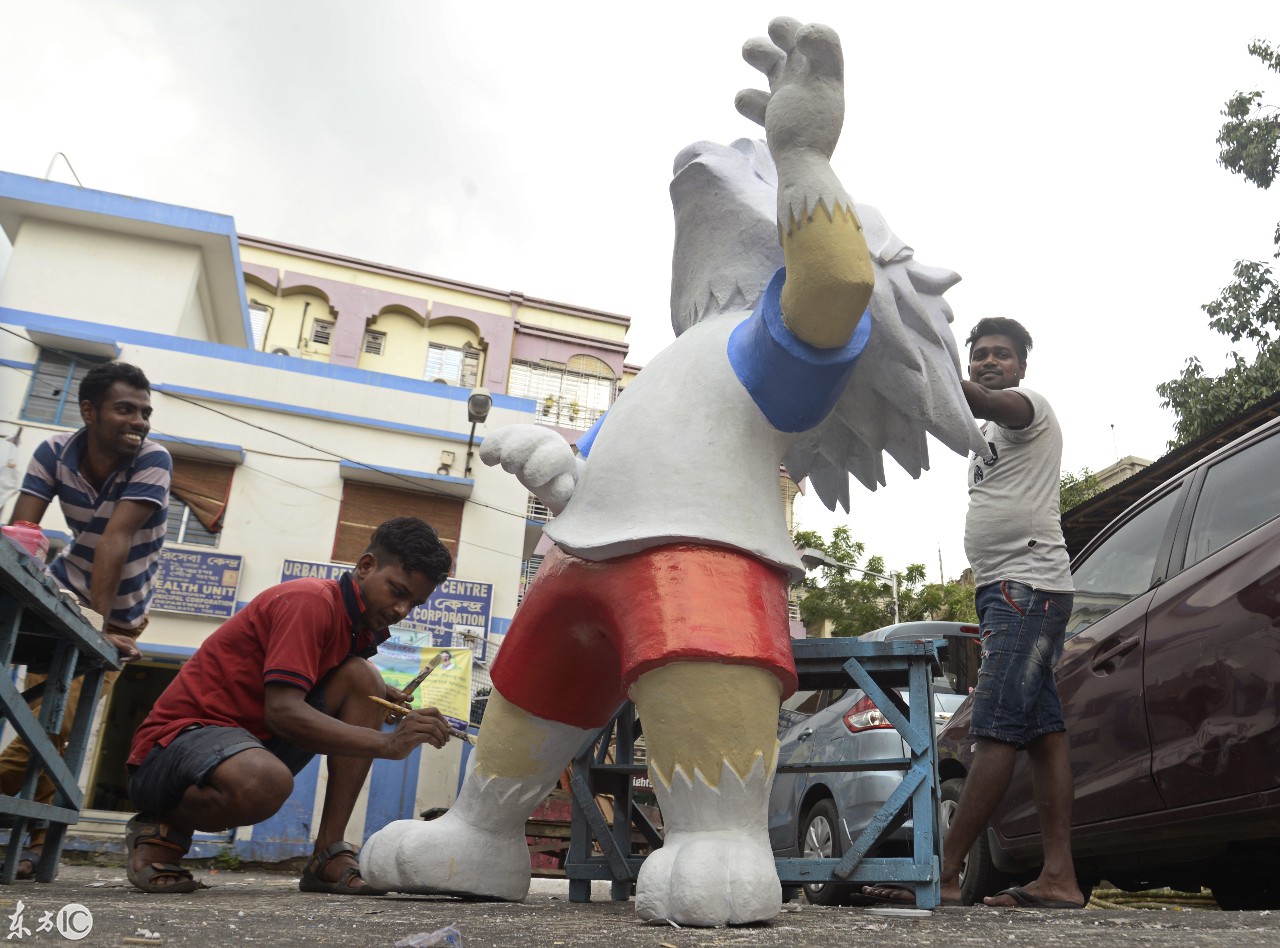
top-left (248, 303), bottom-right (271, 351)
top-left (1066, 488), bottom-right (1182, 638)
top-left (166, 498), bottom-right (219, 547)
top-left (363, 330), bottom-right (386, 356)
top-left (311, 319), bottom-right (334, 345)
top-left (526, 493), bottom-right (551, 523)
top-left (508, 355), bottom-right (616, 431)
top-left (518, 554), bottom-right (544, 604)
top-left (1184, 431), bottom-right (1280, 568)
top-left (333, 481), bottom-right (462, 565)
top-left (21, 350), bottom-right (105, 425)
top-left (167, 457), bottom-right (236, 547)
top-left (424, 343), bottom-right (480, 387)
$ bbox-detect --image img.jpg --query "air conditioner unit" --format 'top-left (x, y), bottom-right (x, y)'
top-left (269, 346), bottom-right (303, 357)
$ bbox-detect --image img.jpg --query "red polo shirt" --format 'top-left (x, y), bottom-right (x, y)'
top-left (128, 574), bottom-right (386, 766)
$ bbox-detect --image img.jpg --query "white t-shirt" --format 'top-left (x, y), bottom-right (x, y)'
top-left (963, 387), bottom-right (1073, 592)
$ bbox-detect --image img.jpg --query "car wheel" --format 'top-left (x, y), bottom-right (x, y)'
top-left (1211, 873), bottom-right (1280, 910)
top-left (940, 777), bottom-right (1018, 905)
top-left (800, 799), bottom-right (851, 906)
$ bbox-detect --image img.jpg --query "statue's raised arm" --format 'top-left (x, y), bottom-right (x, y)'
top-left (736, 17), bottom-right (874, 349)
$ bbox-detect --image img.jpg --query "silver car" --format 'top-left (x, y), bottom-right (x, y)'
top-left (767, 623), bottom-right (979, 905)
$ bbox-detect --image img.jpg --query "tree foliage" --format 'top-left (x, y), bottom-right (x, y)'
top-left (1158, 39), bottom-right (1280, 448)
top-left (793, 526), bottom-right (976, 638)
top-left (1060, 467), bottom-right (1104, 512)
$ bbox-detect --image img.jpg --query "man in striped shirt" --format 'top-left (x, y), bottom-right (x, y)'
top-left (1, 361), bottom-right (171, 878)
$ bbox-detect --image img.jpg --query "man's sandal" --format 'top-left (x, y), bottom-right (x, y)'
top-left (299, 841), bottom-right (386, 895)
top-left (125, 814), bottom-right (205, 893)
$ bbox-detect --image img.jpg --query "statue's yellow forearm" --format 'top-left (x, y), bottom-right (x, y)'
top-left (780, 203), bottom-right (874, 349)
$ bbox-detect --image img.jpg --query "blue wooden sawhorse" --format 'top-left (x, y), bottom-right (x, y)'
top-left (564, 636), bottom-right (944, 908)
top-left (0, 540), bottom-right (119, 883)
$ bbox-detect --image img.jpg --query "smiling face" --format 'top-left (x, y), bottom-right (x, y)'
top-left (354, 552), bottom-right (437, 631)
top-left (968, 334), bottom-right (1026, 391)
top-left (82, 381), bottom-right (153, 465)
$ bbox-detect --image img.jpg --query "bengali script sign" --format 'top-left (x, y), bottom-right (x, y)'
top-left (280, 560), bottom-right (492, 652)
top-left (151, 549), bottom-right (243, 618)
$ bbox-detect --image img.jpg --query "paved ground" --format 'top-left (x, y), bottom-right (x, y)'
top-left (2, 866), bottom-right (1279, 947)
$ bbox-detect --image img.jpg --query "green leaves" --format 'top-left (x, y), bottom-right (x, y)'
top-left (1060, 468), bottom-right (1104, 511)
top-left (1160, 38), bottom-right (1280, 450)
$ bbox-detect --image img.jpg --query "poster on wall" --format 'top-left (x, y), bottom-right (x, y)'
top-left (280, 559), bottom-right (493, 656)
top-left (370, 640), bottom-right (473, 727)
top-left (151, 550), bottom-right (243, 618)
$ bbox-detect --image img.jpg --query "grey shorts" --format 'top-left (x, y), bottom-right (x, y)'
top-left (127, 686), bottom-right (326, 815)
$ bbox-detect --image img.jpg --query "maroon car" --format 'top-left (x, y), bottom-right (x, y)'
top-left (937, 413), bottom-right (1280, 909)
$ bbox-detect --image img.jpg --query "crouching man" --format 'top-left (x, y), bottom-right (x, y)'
top-left (124, 517), bottom-right (455, 894)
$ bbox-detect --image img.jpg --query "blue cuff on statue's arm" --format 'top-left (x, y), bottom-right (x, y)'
top-left (575, 411), bottom-right (607, 458)
top-left (727, 267), bottom-right (871, 432)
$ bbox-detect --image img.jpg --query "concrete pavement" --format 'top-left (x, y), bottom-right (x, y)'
top-left (2, 866), bottom-right (1279, 947)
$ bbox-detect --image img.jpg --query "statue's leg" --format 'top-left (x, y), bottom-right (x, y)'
top-left (631, 662), bottom-right (783, 926)
top-left (360, 688), bottom-right (591, 899)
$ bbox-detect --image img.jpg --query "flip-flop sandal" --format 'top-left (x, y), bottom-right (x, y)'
top-left (987, 886), bottom-right (1084, 909)
top-left (125, 814), bottom-right (205, 894)
top-left (299, 841), bottom-right (386, 895)
top-left (15, 850), bottom-right (42, 881)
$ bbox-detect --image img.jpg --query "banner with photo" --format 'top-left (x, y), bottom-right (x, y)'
top-left (370, 639), bottom-right (473, 727)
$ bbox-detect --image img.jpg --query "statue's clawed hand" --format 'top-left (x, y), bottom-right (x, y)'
top-left (735, 17), bottom-right (844, 164)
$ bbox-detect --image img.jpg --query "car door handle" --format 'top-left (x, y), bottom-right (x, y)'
top-left (1091, 636), bottom-right (1140, 671)
top-left (797, 728), bottom-right (814, 742)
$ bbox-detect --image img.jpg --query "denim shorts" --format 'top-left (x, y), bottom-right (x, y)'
top-left (127, 687), bottom-right (326, 815)
top-left (970, 580), bottom-right (1073, 747)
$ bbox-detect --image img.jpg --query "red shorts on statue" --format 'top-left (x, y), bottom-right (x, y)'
top-left (490, 543), bottom-right (797, 728)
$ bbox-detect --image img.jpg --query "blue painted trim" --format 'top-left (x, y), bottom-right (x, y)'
top-left (157, 383), bottom-right (486, 445)
top-left (151, 433), bottom-right (246, 463)
top-left (339, 459), bottom-right (472, 488)
top-left (0, 307), bottom-right (536, 413)
top-left (727, 267), bottom-right (871, 432)
top-left (0, 358), bottom-right (36, 371)
top-left (363, 738), bottom-right (423, 836)
top-left (0, 172), bottom-right (253, 343)
top-left (140, 643), bottom-right (199, 660)
top-left (235, 755), bottom-right (322, 861)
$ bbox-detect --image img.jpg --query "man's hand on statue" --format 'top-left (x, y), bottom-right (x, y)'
top-left (106, 631), bottom-right (140, 665)
top-left (479, 424), bottom-right (582, 514)
top-left (384, 707), bottom-right (451, 758)
top-left (735, 16), bottom-right (844, 163)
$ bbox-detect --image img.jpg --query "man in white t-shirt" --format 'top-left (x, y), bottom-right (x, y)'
top-left (868, 316), bottom-right (1084, 909)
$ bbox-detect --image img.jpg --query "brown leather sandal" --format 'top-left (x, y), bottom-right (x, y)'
top-left (299, 841), bottom-right (386, 895)
top-left (125, 814), bottom-right (205, 893)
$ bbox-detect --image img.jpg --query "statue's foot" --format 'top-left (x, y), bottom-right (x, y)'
top-left (359, 811), bottom-right (530, 900)
top-left (635, 830), bottom-right (781, 926)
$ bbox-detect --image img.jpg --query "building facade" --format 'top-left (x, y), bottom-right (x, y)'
top-left (0, 171), bottom-right (633, 860)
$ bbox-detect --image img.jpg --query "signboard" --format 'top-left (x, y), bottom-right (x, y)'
top-left (151, 549), bottom-right (243, 618)
top-left (370, 640), bottom-right (473, 726)
top-left (280, 560), bottom-right (493, 656)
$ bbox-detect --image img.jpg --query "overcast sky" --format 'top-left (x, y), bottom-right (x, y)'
top-left (2, 1), bottom-right (1277, 580)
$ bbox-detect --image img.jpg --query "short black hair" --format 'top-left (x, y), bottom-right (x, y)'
top-left (79, 362), bottom-right (151, 409)
top-left (966, 318), bottom-right (1033, 364)
top-left (367, 517), bottom-right (452, 584)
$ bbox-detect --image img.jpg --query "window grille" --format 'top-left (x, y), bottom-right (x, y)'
top-left (21, 350), bottom-right (105, 425)
top-left (508, 356), bottom-right (616, 431)
top-left (311, 319), bottom-right (334, 345)
top-left (166, 498), bottom-right (220, 547)
top-left (518, 554), bottom-right (544, 605)
top-left (363, 330), bottom-right (386, 356)
top-left (248, 303), bottom-right (271, 350)
top-left (424, 343), bottom-right (480, 387)
top-left (526, 494), bottom-right (551, 523)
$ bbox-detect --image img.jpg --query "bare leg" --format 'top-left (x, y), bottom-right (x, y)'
top-left (984, 732), bottom-right (1082, 907)
top-left (310, 658), bottom-right (387, 890)
top-left (865, 737), bottom-right (1016, 904)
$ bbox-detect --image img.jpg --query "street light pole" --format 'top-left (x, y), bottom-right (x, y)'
top-left (799, 547), bottom-right (900, 626)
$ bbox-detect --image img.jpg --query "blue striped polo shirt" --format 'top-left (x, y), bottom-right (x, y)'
top-left (21, 429), bottom-right (172, 630)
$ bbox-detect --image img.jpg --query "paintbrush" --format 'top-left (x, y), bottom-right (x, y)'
top-left (367, 694), bottom-right (476, 744)
top-left (401, 651), bottom-right (446, 698)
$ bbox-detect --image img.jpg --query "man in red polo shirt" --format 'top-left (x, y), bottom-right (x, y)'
top-left (124, 517), bottom-right (454, 895)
